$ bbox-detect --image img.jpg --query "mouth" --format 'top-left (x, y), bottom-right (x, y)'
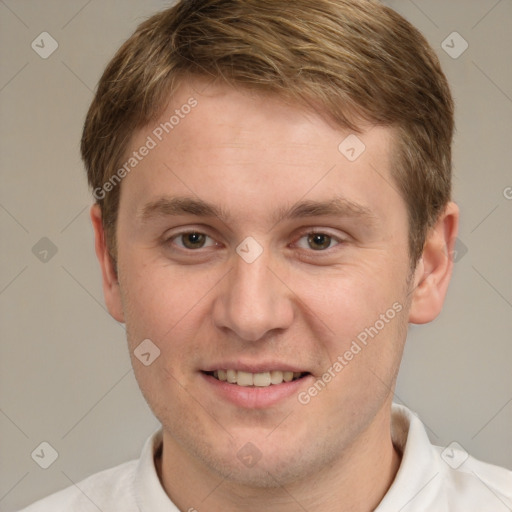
top-left (203, 370), bottom-right (310, 387)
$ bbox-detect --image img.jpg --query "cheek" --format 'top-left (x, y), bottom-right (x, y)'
top-left (301, 277), bottom-right (409, 410)
top-left (119, 253), bottom-right (174, 329)
top-left (292, 257), bottom-right (410, 396)
top-left (117, 255), bottom-right (219, 362)
top-left (298, 257), bottom-right (407, 336)
top-left (118, 262), bottom-right (204, 417)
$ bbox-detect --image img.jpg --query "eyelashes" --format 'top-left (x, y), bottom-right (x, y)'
top-left (294, 231), bottom-right (342, 251)
top-left (171, 232), bottom-right (217, 250)
top-left (166, 229), bottom-right (346, 253)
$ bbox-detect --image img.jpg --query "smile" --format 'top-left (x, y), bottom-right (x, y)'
top-left (204, 370), bottom-right (309, 387)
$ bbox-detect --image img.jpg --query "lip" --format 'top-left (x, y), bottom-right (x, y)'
top-left (201, 361), bottom-right (308, 373)
top-left (200, 371), bottom-right (314, 409)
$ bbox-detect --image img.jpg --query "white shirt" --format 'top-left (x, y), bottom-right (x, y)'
top-left (19, 404), bottom-right (512, 511)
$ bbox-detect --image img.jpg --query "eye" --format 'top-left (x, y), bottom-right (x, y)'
top-left (295, 231), bottom-right (341, 251)
top-left (170, 231), bottom-right (217, 250)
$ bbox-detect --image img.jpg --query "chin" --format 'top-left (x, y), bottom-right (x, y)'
top-left (206, 445), bottom-right (313, 488)
top-left (185, 424), bottom-right (333, 489)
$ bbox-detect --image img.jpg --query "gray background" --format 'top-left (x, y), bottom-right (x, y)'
top-left (0, 1), bottom-right (511, 510)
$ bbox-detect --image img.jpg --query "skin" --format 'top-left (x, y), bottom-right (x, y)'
top-left (91, 77), bottom-right (459, 512)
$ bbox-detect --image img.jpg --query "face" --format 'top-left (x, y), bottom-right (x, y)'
top-left (103, 79), bottom-right (418, 486)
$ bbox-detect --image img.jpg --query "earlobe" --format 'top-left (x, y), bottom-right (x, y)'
top-left (408, 202), bottom-right (459, 324)
top-left (90, 204), bottom-right (125, 323)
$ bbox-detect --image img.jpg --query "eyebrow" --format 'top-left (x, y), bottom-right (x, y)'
top-left (138, 195), bottom-right (377, 227)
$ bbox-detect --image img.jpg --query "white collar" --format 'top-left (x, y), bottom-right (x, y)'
top-left (132, 403), bottom-right (512, 511)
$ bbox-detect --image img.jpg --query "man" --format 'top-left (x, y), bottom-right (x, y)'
top-left (21, 0), bottom-right (512, 510)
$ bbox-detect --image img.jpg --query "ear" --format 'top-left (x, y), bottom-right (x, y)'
top-left (408, 201), bottom-right (459, 324)
top-left (90, 204), bottom-right (125, 323)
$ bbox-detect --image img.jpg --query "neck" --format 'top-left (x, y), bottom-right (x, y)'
top-left (157, 406), bottom-right (401, 512)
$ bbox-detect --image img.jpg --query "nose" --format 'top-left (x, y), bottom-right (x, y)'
top-left (212, 247), bottom-right (294, 342)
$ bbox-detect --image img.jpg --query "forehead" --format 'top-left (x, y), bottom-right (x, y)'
top-left (120, 79), bottom-right (402, 227)
top-left (149, 79), bottom-right (384, 157)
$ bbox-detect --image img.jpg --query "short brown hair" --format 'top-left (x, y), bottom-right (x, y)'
top-left (81, 0), bottom-right (454, 266)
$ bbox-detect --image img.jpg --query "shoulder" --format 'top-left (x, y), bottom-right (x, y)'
top-left (18, 460), bottom-right (138, 512)
top-left (382, 404), bottom-right (512, 511)
top-left (433, 444), bottom-right (512, 509)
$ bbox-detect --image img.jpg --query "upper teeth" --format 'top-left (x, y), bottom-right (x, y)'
top-left (213, 370), bottom-right (303, 387)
